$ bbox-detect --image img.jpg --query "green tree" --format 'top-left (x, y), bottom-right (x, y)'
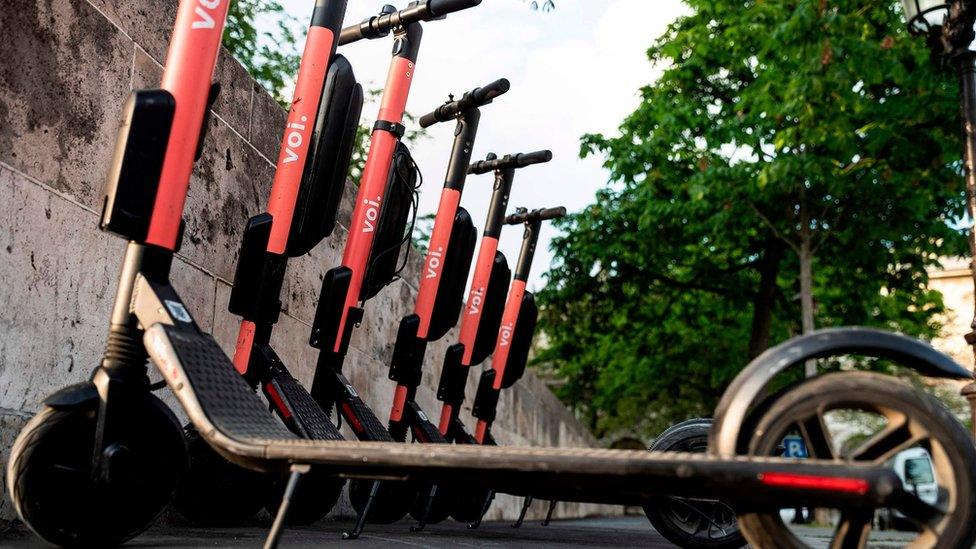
top-left (539, 0), bottom-right (966, 438)
top-left (222, 0), bottom-right (301, 105)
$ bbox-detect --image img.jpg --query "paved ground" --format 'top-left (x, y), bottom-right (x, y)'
top-left (3, 516), bottom-right (924, 548)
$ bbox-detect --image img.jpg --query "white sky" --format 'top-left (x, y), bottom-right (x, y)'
top-left (276, 0), bottom-right (689, 289)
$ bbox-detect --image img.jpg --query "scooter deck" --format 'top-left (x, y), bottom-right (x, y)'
top-left (146, 323), bottom-right (905, 511)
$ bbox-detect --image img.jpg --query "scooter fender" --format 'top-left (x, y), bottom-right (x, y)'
top-left (42, 380), bottom-right (100, 409)
top-left (709, 327), bottom-right (972, 457)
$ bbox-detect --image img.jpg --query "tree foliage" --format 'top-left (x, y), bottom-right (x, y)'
top-left (538, 0), bottom-right (967, 438)
top-left (222, 0), bottom-right (301, 106)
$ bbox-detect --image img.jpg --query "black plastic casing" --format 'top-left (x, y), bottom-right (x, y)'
top-left (470, 252), bottom-right (511, 365)
top-left (426, 208), bottom-right (477, 341)
top-left (500, 292), bottom-right (538, 388)
top-left (286, 55), bottom-right (364, 256)
top-left (100, 89), bottom-right (175, 241)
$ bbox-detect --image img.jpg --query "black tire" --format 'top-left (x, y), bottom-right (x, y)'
top-left (409, 483), bottom-right (454, 525)
top-left (450, 487), bottom-right (493, 524)
top-left (348, 479), bottom-right (416, 524)
top-left (265, 467), bottom-right (345, 525)
top-left (740, 372), bottom-right (976, 549)
top-left (7, 394), bottom-right (186, 548)
top-left (643, 418), bottom-right (746, 549)
top-left (172, 425), bottom-right (272, 526)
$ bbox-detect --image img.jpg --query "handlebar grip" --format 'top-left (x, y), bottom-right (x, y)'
top-left (428, 0), bottom-right (483, 17)
top-left (516, 150), bottom-right (552, 167)
top-left (419, 108), bottom-right (445, 129)
top-left (537, 206), bottom-right (567, 221)
top-left (471, 78), bottom-right (510, 105)
top-left (505, 206), bottom-right (567, 225)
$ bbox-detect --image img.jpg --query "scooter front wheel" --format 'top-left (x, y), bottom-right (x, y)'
top-left (173, 426), bottom-right (273, 526)
top-left (7, 394), bottom-right (186, 548)
top-left (740, 372), bottom-right (976, 548)
top-left (642, 418), bottom-right (745, 549)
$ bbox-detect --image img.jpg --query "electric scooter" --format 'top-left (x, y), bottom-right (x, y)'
top-left (424, 152), bottom-right (551, 525)
top-left (9, 0), bottom-right (976, 547)
top-left (455, 206), bottom-right (561, 527)
top-left (174, 0), bottom-right (364, 526)
top-left (291, 2), bottom-right (496, 539)
top-left (369, 95), bottom-right (529, 533)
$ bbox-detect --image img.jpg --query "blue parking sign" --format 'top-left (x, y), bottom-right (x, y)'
top-left (783, 436), bottom-right (808, 458)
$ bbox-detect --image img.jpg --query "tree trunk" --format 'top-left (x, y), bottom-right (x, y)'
top-left (748, 240), bottom-right (784, 359)
top-left (799, 199), bottom-right (816, 378)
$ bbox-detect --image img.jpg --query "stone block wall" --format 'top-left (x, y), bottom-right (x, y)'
top-left (0, 0), bottom-right (615, 524)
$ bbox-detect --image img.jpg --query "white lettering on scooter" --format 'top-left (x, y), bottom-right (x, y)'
top-left (499, 322), bottom-right (514, 348)
top-left (362, 197), bottom-right (381, 233)
top-left (192, 0), bottom-right (222, 29)
top-left (426, 247), bottom-right (443, 279)
top-left (282, 115), bottom-right (308, 164)
top-left (468, 287), bottom-right (485, 315)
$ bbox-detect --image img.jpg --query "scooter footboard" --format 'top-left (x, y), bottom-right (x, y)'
top-left (145, 322), bottom-right (906, 511)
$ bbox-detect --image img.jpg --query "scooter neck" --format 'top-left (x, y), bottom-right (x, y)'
top-left (334, 22), bottom-right (422, 354)
top-left (144, 0), bottom-right (236, 250)
top-left (264, 3), bottom-right (348, 254)
top-left (443, 108), bottom-right (481, 192)
top-left (483, 168), bottom-right (515, 238)
top-left (513, 220), bottom-right (542, 282)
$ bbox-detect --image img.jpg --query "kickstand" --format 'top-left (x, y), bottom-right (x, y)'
top-left (264, 464), bottom-right (309, 549)
top-left (541, 500), bottom-right (557, 526)
top-left (343, 481), bottom-right (379, 540)
top-left (511, 496), bottom-right (533, 528)
top-left (410, 485), bottom-right (438, 532)
top-left (467, 490), bottom-right (495, 530)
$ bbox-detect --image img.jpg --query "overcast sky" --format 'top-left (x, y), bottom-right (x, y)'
top-left (275, 0), bottom-right (689, 289)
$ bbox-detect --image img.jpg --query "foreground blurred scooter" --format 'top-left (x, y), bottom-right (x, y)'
top-left (8, 0), bottom-right (976, 548)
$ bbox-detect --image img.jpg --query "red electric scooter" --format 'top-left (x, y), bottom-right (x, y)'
top-left (421, 151), bottom-right (551, 525)
top-left (9, 0), bottom-right (976, 547)
top-left (366, 90), bottom-right (528, 532)
top-left (174, 0), bottom-right (363, 526)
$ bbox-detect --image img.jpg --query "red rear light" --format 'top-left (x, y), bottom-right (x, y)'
top-left (759, 472), bottom-right (869, 495)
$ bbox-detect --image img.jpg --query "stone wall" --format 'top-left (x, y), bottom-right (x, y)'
top-left (0, 0), bottom-right (614, 524)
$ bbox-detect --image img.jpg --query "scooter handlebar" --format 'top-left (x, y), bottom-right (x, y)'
top-left (505, 206), bottom-right (567, 225)
top-left (419, 78), bottom-right (511, 128)
top-left (429, 0), bottom-right (483, 17)
top-left (339, 0), bottom-right (483, 46)
top-left (468, 150), bottom-right (553, 174)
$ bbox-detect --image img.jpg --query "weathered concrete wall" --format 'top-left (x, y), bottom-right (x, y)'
top-left (0, 0), bottom-right (615, 524)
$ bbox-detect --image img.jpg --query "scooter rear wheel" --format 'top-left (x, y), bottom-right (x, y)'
top-left (172, 426), bottom-right (273, 526)
top-left (7, 394), bottom-right (186, 548)
top-left (265, 467), bottom-right (345, 525)
top-left (642, 418), bottom-right (745, 549)
top-left (450, 486), bottom-right (493, 523)
top-left (348, 478), bottom-right (417, 524)
top-left (740, 372), bottom-right (976, 548)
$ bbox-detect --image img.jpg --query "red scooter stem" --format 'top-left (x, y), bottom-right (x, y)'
top-left (145, 0), bottom-right (232, 250)
top-left (474, 207), bottom-right (566, 443)
top-left (232, 5), bottom-right (348, 375)
top-left (333, 44), bottom-right (418, 354)
top-left (266, 13), bottom-right (343, 254)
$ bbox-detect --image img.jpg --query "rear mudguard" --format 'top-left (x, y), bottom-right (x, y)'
top-left (710, 327), bottom-right (973, 457)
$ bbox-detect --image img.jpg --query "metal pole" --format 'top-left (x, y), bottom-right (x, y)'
top-left (944, 0), bottom-right (976, 439)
